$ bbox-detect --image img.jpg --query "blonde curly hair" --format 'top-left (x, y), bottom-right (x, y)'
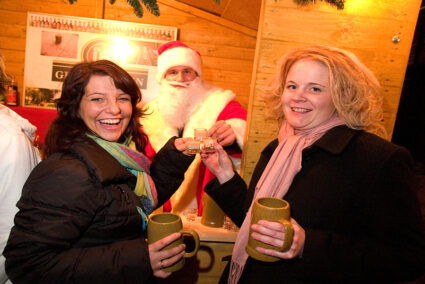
top-left (263, 45), bottom-right (386, 138)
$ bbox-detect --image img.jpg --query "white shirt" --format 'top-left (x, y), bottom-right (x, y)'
top-left (0, 105), bottom-right (41, 283)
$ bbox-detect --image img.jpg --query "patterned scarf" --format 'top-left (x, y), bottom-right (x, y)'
top-left (228, 114), bottom-right (344, 284)
top-left (88, 135), bottom-right (158, 230)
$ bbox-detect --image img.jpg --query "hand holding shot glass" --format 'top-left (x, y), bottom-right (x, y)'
top-left (186, 128), bottom-right (217, 154)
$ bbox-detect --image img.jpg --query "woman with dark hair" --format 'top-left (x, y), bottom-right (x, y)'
top-left (4, 60), bottom-right (195, 283)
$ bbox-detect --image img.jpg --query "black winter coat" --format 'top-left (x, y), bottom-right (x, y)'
top-left (3, 137), bottom-right (193, 283)
top-left (206, 125), bottom-right (425, 283)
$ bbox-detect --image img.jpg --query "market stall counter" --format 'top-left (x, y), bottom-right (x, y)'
top-left (157, 214), bottom-right (238, 284)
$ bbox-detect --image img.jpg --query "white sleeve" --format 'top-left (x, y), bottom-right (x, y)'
top-left (0, 123), bottom-right (40, 283)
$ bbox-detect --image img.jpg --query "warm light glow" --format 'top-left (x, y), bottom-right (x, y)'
top-left (109, 38), bottom-right (137, 65)
top-left (344, 0), bottom-right (379, 15)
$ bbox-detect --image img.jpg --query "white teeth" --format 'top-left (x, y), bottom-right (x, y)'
top-left (99, 119), bottom-right (120, 125)
top-left (292, 108), bottom-right (310, 113)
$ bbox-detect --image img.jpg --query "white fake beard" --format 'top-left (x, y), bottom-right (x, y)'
top-left (156, 77), bottom-right (207, 128)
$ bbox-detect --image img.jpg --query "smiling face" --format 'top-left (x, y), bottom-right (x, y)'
top-left (281, 59), bottom-right (336, 131)
top-left (79, 75), bottom-right (132, 142)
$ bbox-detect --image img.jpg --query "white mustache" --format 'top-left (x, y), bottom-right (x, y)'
top-left (167, 81), bottom-right (192, 87)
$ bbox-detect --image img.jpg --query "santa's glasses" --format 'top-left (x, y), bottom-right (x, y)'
top-left (165, 68), bottom-right (197, 82)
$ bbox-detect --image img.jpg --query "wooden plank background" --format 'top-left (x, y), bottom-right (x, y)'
top-left (240, 0), bottom-right (422, 183)
top-left (0, 0), bottom-right (421, 186)
top-left (0, 0), bottom-right (257, 110)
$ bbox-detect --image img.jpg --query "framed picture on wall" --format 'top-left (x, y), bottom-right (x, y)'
top-left (23, 11), bottom-right (178, 108)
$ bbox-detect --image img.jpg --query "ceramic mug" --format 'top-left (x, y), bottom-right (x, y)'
top-left (246, 197), bottom-right (293, 262)
top-left (148, 213), bottom-right (200, 272)
top-left (201, 193), bottom-right (225, 228)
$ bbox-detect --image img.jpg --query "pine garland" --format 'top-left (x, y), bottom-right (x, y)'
top-left (135, 0), bottom-right (160, 17)
top-left (294, 0), bottom-right (345, 10)
top-left (68, 0), bottom-right (221, 18)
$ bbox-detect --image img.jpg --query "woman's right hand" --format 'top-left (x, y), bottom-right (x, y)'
top-left (200, 141), bottom-right (234, 184)
top-left (148, 232), bottom-right (186, 278)
top-left (174, 137), bottom-right (194, 156)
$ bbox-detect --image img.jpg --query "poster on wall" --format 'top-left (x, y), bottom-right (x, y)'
top-left (23, 12), bottom-right (178, 108)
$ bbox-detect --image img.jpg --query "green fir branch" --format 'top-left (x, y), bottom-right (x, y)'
top-left (68, 0), bottom-right (222, 18)
top-left (126, 0), bottom-right (145, 18)
top-left (140, 0), bottom-right (160, 17)
top-left (293, 0), bottom-right (344, 9)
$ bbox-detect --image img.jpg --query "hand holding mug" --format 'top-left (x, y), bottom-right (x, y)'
top-left (251, 218), bottom-right (305, 260)
top-left (148, 232), bottom-right (185, 278)
top-left (148, 213), bottom-right (200, 273)
top-left (246, 197), bottom-right (295, 262)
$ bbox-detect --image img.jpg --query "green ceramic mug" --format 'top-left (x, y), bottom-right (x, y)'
top-left (246, 197), bottom-right (294, 262)
top-left (148, 213), bottom-right (200, 272)
top-left (201, 193), bottom-right (225, 228)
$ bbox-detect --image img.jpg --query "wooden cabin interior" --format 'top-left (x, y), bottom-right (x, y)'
top-left (0, 0), bottom-right (424, 282)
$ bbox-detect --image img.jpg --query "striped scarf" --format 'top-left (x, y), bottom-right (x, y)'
top-left (88, 134), bottom-right (158, 230)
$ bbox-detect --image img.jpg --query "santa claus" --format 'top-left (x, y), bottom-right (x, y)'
top-left (141, 40), bottom-right (247, 215)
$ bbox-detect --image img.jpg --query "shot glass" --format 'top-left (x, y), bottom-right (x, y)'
top-left (194, 128), bottom-right (207, 142)
top-left (186, 139), bottom-right (201, 155)
top-left (183, 208), bottom-right (198, 222)
top-left (201, 137), bottom-right (217, 153)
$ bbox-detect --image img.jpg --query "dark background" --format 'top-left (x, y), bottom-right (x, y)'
top-left (392, 1), bottom-right (425, 176)
top-left (391, 3), bottom-right (425, 283)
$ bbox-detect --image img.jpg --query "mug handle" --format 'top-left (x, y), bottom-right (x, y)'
top-left (277, 219), bottom-right (294, 252)
top-left (180, 228), bottom-right (200, 258)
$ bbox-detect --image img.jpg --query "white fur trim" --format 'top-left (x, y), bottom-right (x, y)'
top-left (225, 118), bottom-right (247, 151)
top-left (140, 102), bottom-right (179, 152)
top-left (181, 83), bottom-right (236, 138)
top-left (142, 83), bottom-right (239, 152)
top-left (156, 46), bottom-right (202, 82)
top-left (169, 155), bottom-right (202, 213)
top-left (140, 85), bottom-right (246, 212)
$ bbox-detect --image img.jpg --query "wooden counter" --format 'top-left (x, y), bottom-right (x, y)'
top-left (182, 216), bottom-right (238, 243)
top-left (157, 216), bottom-right (238, 283)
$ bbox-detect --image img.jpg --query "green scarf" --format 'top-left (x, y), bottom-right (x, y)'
top-left (88, 134), bottom-right (158, 230)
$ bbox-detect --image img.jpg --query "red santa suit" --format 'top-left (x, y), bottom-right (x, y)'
top-left (142, 80), bottom-right (246, 215)
top-left (141, 41), bottom-right (247, 214)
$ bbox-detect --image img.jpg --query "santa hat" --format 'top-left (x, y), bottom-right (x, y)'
top-left (156, 41), bottom-right (202, 82)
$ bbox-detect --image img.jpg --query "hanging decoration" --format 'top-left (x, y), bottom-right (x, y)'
top-left (293, 0), bottom-right (345, 10)
top-left (67, 0), bottom-right (222, 18)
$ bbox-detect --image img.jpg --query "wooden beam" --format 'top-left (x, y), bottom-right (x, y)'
top-left (158, 0), bottom-right (258, 37)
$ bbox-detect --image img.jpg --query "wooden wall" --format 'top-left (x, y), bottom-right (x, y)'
top-left (0, 0), bottom-right (257, 109)
top-left (1, 0), bottom-right (422, 186)
top-left (241, 0), bottom-right (422, 183)
top-left (0, 0), bottom-right (103, 98)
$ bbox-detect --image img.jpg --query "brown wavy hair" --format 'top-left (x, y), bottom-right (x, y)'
top-left (263, 45), bottom-right (386, 138)
top-left (44, 60), bottom-right (148, 156)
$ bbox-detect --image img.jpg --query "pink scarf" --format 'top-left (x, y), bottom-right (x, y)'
top-left (228, 114), bottom-right (344, 283)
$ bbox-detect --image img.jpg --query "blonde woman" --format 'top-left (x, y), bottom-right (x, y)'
top-left (201, 46), bottom-right (425, 283)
